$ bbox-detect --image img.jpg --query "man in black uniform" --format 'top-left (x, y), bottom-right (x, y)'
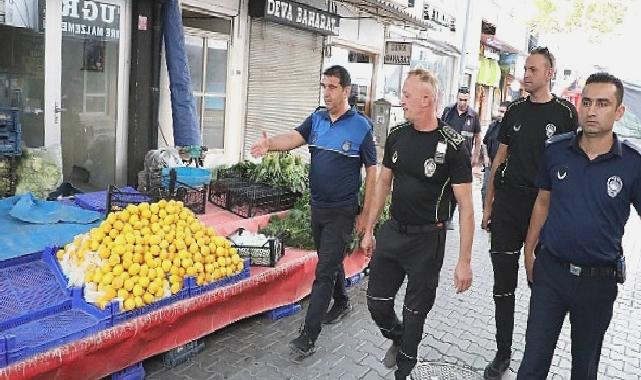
top-left (481, 47), bottom-right (579, 379)
top-left (518, 73), bottom-right (641, 379)
top-left (442, 87), bottom-right (482, 165)
top-left (481, 101), bottom-right (509, 208)
top-left (361, 69), bottom-right (474, 380)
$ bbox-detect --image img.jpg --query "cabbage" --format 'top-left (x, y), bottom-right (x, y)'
top-left (15, 147), bottom-right (63, 199)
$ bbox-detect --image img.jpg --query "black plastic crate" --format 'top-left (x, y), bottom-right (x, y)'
top-left (226, 184), bottom-right (283, 218)
top-left (0, 108), bottom-right (20, 132)
top-left (228, 228), bottom-right (284, 267)
top-left (174, 184), bottom-right (207, 215)
top-left (162, 339), bottom-right (204, 368)
top-left (0, 157), bottom-right (17, 198)
top-left (106, 186), bottom-right (155, 212)
top-left (208, 177), bottom-right (254, 209)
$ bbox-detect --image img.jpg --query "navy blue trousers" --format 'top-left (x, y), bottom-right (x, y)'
top-left (517, 248), bottom-right (618, 380)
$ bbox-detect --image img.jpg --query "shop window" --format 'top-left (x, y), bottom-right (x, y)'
top-left (0, 0), bottom-right (45, 147)
top-left (185, 33), bottom-right (228, 150)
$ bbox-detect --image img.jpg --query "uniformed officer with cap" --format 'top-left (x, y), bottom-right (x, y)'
top-left (517, 72), bottom-right (641, 379)
top-left (361, 68), bottom-right (474, 380)
top-left (481, 47), bottom-right (579, 379)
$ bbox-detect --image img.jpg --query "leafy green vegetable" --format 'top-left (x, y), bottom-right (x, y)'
top-left (251, 152), bottom-right (309, 193)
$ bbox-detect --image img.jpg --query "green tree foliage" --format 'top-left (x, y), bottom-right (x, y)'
top-left (529, 0), bottom-right (628, 41)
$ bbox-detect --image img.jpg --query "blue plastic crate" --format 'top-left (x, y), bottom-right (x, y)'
top-left (161, 167), bottom-right (212, 188)
top-left (187, 259), bottom-right (250, 298)
top-left (112, 361), bottom-right (145, 380)
top-left (0, 289), bottom-right (111, 367)
top-left (345, 272), bottom-right (365, 288)
top-left (74, 187), bottom-right (141, 212)
top-left (264, 303), bottom-right (302, 321)
top-left (0, 249), bottom-right (70, 330)
top-left (0, 130), bottom-right (21, 157)
top-left (0, 108), bottom-right (20, 132)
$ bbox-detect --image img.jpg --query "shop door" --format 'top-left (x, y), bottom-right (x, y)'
top-left (44, 0), bottom-right (130, 190)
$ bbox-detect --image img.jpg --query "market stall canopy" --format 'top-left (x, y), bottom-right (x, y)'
top-left (163, 0), bottom-right (202, 146)
top-left (335, 0), bottom-right (432, 30)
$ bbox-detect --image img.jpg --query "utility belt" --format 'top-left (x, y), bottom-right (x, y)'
top-left (539, 245), bottom-right (625, 283)
top-left (388, 218), bottom-right (444, 234)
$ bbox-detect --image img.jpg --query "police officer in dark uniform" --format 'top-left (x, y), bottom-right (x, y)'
top-left (481, 101), bottom-right (509, 208)
top-left (481, 47), bottom-right (579, 379)
top-left (251, 65), bottom-right (377, 361)
top-left (518, 73), bottom-right (641, 379)
top-left (361, 68), bottom-right (474, 380)
top-left (442, 87), bottom-right (482, 165)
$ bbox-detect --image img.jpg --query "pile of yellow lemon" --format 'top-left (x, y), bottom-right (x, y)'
top-left (56, 199), bottom-right (244, 311)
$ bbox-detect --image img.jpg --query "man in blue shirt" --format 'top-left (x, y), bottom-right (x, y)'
top-left (442, 87), bottom-right (482, 165)
top-left (250, 65), bottom-right (377, 361)
top-left (517, 73), bottom-right (641, 379)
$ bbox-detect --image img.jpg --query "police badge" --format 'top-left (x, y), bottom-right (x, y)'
top-left (424, 158), bottom-right (437, 177)
top-left (392, 151), bottom-right (398, 163)
top-left (607, 176), bottom-right (623, 198)
top-left (513, 124), bottom-right (521, 132)
top-left (341, 140), bottom-right (352, 153)
top-left (545, 123), bottom-right (557, 139)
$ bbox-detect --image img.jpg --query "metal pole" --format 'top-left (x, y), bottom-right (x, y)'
top-left (458, 0), bottom-right (473, 85)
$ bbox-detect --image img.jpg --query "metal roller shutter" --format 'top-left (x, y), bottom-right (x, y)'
top-left (244, 19), bottom-right (323, 160)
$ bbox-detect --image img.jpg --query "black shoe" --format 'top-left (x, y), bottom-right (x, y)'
top-left (383, 342), bottom-right (401, 368)
top-left (289, 331), bottom-right (316, 362)
top-left (483, 353), bottom-right (511, 379)
top-left (323, 302), bottom-right (352, 324)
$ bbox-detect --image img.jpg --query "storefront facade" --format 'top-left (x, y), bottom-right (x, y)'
top-left (1, 0), bottom-right (131, 189)
top-left (242, 0), bottom-right (338, 159)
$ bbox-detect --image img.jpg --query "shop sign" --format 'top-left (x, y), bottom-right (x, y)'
top-left (384, 41), bottom-right (411, 65)
top-left (62, 0), bottom-right (120, 40)
top-left (249, 0), bottom-right (339, 36)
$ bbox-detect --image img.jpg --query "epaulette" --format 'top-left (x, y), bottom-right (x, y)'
top-left (439, 124), bottom-right (465, 148)
top-left (506, 97), bottom-right (527, 112)
top-left (545, 131), bottom-right (575, 147)
top-left (388, 121), bottom-right (410, 135)
top-left (622, 140), bottom-right (641, 156)
top-left (314, 106), bottom-right (327, 112)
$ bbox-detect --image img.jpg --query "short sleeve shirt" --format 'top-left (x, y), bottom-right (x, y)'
top-left (383, 120), bottom-right (472, 225)
top-left (442, 106), bottom-right (481, 154)
top-left (536, 132), bottom-right (641, 266)
top-left (498, 96), bottom-right (578, 187)
top-left (296, 108), bottom-right (376, 208)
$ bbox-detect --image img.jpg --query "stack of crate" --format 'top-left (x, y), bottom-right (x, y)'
top-left (0, 107), bottom-right (20, 198)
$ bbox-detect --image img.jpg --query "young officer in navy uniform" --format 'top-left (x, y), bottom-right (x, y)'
top-left (441, 87), bottom-right (482, 165)
top-left (250, 65), bottom-right (377, 361)
top-left (481, 47), bottom-right (579, 379)
top-left (517, 73), bottom-right (641, 379)
top-left (361, 69), bottom-right (474, 380)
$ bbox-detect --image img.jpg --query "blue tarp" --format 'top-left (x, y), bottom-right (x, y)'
top-left (0, 194), bottom-right (102, 261)
top-left (163, 0), bottom-right (202, 146)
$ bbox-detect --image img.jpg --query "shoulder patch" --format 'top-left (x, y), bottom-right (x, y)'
top-left (440, 125), bottom-right (465, 148)
top-left (545, 131), bottom-right (575, 147)
top-left (623, 140), bottom-right (641, 156)
top-left (553, 96), bottom-right (576, 119)
top-left (388, 121), bottom-right (410, 136)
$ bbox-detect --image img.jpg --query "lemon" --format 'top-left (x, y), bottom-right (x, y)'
top-left (231, 254), bottom-right (240, 264)
top-left (112, 265), bottom-right (124, 276)
top-left (217, 257), bottom-right (226, 267)
top-left (113, 220), bottom-right (124, 231)
top-left (112, 276), bottom-right (124, 289)
top-left (139, 264), bottom-right (149, 277)
top-left (109, 228), bottom-right (119, 239)
top-left (160, 250), bottom-right (169, 260)
top-left (143, 292), bottom-right (154, 304)
top-left (225, 267), bottom-right (233, 277)
top-left (199, 246), bottom-right (210, 256)
top-left (170, 282), bottom-right (182, 294)
top-left (216, 247), bottom-right (226, 257)
top-left (101, 273), bottom-right (114, 286)
top-left (98, 298), bottom-right (109, 310)
top-left (148, 268), bottom-right (157, 280)
top-left (117, 289), bottom-right (129, 299)
top-left (85, 271), bottom-right (94, 283)
top-left (150, 214), bottom-right (159, 224)
top-left (205, 273), bottom-right (214, 283)
top-left (147, 281), bottom-right (159, 294)
top-left (194, 262), bottom-right (204, 273)
top-left (122, 259), bottom-right (133, 270)
top-left (161, 260), bottom-right (172, 272)
top-left (134, 296), bottom-right (144, 308)
top-left (133, 253), bottom-right (143, 264)
top-left (149, 245), bottom-right (160, 256)
top-left (205, 263), bottom-right (214, 273)
top-left (129, 262), bottom-right (141, 276)
top-left (178, 267), bottom-right (186, 277)
top-left (236, 262), bottom-right (244, 272)
top-left (124, 278), bottom-right (135, 291)
top-left (185, 267), bottom-right (196, 277)
top-left (205, 255), bottom-right (215, 264)
top-left (181, 258), bottom-right (193, 269)
top-left (229, 247), bottom-right (238, 255)
top-left (132, 284), bottom-right (144, 297)
top-left (196, 275), bottom-right (205, 286)
top-left (124, 298), bottom-right (136, 311)
top-left (106, 213), bottom-right (118, 224)
top-left (139, 276), bottom-right (150, 288)
top-left (170, 266), bottom-right (180, 276)
top-left (213, 268), bottom-right (221, 280)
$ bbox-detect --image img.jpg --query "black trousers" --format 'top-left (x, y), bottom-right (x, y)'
top-left (367, 220), bottom-right (446, 379)
top-left (517, 248), bottom-right (617, 379)
top-left (303, 205), bottom-right (357, 341)
top-left (489, 183), bottom-right (538, 357)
